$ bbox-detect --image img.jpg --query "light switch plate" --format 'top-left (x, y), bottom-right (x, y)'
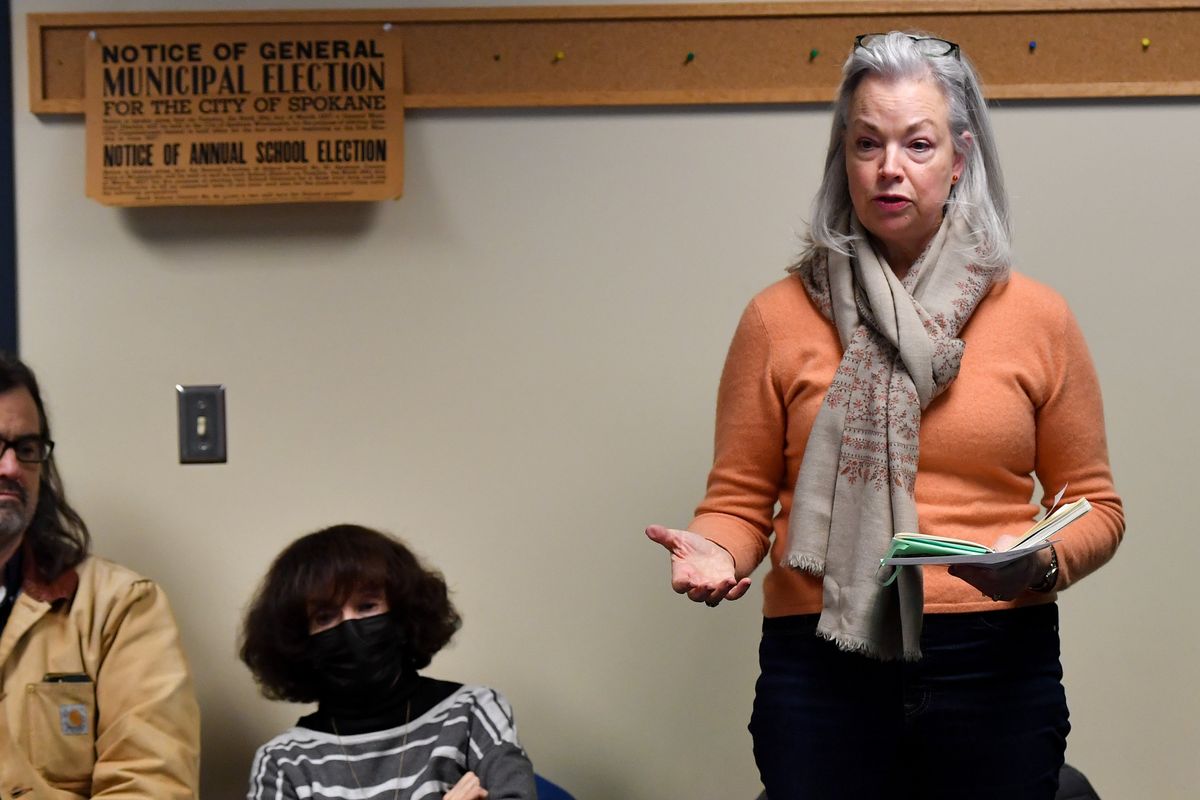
top-left (176, 384), bottom-right (226, 464)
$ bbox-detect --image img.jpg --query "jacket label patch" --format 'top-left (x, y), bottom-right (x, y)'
top-left (59, 703), bottom-right (89, 735)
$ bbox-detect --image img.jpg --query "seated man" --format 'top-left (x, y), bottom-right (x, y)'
top-left (0, 353), bottom-right (199, 799)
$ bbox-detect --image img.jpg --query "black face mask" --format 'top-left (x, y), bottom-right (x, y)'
top-left (306, 614), bottom-right (411, 706)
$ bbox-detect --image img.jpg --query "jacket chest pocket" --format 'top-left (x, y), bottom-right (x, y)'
top-left (25, 677), bottom-right (96, 790)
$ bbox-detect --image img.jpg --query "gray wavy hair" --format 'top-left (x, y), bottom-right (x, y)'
top-left (796, 31), bottom-right (1012, 269)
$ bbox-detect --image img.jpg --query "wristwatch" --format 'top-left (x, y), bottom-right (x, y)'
top-left (1030, 544), bottom-right (1059, 593)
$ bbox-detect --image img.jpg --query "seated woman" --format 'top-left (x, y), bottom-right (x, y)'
top-left (241, 524), bottom-right (536, 800)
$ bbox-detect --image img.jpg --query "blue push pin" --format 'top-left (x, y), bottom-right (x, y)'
top-left (1028, 40), bottom-right (1037, 53)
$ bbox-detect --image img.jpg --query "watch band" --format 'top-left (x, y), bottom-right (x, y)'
top-left (1030, 544), bottom-right (1059, 593)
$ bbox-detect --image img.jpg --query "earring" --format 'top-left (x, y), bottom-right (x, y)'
top-left (951, 174), bottom-right (959, 184)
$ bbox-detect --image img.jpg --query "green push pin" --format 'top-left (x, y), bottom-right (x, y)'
top-left (684, 51), bottom-right (695, 65)
top-left (809, 48), bottom-right (820, 63)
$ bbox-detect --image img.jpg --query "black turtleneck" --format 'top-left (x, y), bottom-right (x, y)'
top-left (299, 675), bottom-right (463, 736)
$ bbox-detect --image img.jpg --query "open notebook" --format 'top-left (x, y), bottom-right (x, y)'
top-left (880, 494), bottom-right (1091, 572)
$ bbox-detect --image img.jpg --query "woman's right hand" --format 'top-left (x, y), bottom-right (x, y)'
top-left (444, 772), bottom-right (487, 800)
top-left (645, 525), bottom-right (751, 606)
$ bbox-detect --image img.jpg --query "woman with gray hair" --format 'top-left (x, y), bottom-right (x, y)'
top-left (646, 32), bottom-right (1122, 798)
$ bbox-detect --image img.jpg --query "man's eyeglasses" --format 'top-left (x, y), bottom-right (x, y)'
top-left (0, 435), bottom-right (54, 463)
top-left (855, 33), bottom-right (961, 60)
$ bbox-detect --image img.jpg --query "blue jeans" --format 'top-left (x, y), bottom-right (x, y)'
top-left (750, 604), bottom-right (1070, 800)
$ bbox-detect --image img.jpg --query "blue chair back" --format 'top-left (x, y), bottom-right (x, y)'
top-left (535, 773), bottom-right (575, 800)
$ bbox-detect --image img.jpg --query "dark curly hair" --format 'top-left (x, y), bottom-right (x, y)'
top-left (0, 352), bottom-right (90, 581)
top-left (239, 524), bottom-right (462, 703)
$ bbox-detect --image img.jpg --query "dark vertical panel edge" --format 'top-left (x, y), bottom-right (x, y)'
top-left (0, 0), bottom-right (15, 353)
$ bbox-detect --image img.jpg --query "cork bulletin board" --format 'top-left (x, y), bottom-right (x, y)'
top-left (28, 2), bottom-right (1200, 114)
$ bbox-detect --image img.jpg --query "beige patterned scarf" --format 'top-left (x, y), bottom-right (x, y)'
top-left (783, 210), bottom-right (1008, 660)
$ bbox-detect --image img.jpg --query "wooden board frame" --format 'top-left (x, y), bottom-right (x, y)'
top-left (28, 1), bottom-right (1200, 114)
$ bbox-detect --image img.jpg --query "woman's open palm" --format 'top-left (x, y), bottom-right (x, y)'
top-left (645, 525), bottom-right (751, 606)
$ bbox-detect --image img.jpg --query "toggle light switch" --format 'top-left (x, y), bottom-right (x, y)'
top-left (176, 384), bottom-right (226, 463)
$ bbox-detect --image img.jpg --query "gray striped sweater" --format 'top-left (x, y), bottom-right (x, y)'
top-left (247, 685), bottom-right (535, 800)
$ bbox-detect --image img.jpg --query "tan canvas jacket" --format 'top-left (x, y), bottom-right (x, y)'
top-left (0, 553), bottom-right (200, 800)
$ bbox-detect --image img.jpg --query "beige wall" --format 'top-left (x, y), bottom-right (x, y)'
top-left (11, 2), bottom-right (1199, 798)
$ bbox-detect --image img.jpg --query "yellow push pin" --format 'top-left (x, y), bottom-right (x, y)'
top-left (553, 50), bottom-right (566, 63)
top-left (1141, 37), bottom-right (1151, 51)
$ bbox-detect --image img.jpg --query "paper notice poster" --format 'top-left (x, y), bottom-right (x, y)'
top-left (84, 25), bottom-right (403, 206)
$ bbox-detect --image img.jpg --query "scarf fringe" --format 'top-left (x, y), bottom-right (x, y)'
top-left (781, 552), bottom-right (824, 576)
top-left (814, 627), bottom-right (923, 662)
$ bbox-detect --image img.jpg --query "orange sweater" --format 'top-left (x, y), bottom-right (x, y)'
top-left (690, 273), bottom-right (1124, 616)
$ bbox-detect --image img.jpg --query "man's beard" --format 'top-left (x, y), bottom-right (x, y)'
top-left (0, 478), bottom-right (33, 550)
